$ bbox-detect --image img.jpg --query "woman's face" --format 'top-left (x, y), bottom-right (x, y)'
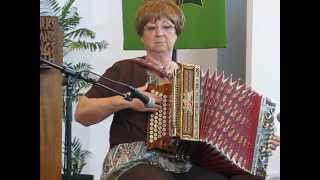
top-left (141, 17), bottom-right (177, 53)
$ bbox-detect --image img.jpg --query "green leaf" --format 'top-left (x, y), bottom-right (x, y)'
top-left (66, 40), bottom-right (108, 52)
top-left (60, 0), bottom-right (77, 21)
top-left (40, 0), bottom-right (61, 16)
top-left (65, 28), bottom-right (96, 40)
top-left (65, 137), bottom-right (92, 175)
top-left (61, 15), bottom-right (81, 32)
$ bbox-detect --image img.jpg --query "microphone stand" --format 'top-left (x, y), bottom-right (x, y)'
top-left (40, 58), bottom-right (132, 180)
top-left (64, 73), bottom-right (75, 180)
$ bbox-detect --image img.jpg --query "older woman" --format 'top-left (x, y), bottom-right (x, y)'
top-left (75, 1), bottom-right (279, 180)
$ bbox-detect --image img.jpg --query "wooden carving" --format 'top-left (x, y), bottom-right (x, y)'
top-left (40, 16), bottom-right (63, 180)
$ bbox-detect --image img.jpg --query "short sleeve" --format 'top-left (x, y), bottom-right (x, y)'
top-left (85, 63), bottom-right (121, 98)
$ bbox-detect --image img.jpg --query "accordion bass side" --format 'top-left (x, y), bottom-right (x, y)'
top-left (146, 63), bottom-right (277, 177)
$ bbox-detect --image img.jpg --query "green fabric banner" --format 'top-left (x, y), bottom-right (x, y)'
top-left (122, 0), bottom-right (227, 50)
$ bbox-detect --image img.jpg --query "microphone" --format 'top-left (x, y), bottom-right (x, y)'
top-left (128, 85), bottom-right (156, 108)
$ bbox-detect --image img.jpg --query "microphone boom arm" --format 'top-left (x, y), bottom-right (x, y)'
top-left (40, 57), bottom-right (132, 100)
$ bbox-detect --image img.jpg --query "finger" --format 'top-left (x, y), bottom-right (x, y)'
top-left (153, 104), bottom-right (161, 109)
top-left (143, 107), bottom-right (159, 112)
top-left (146, 103), bottom-right (161, 109)
top-left (267, 144), bottom-right (277, 151)
top-left (137, 83), bottom-right (148, 91)
top-left (269, 136), bottom-right (280, 143)
top-left (273, 135), bottom-right (280, 141)
top-left (268, 139), bottom-right (280, 147)
top-left (154, 96), bottom-right (161, 103)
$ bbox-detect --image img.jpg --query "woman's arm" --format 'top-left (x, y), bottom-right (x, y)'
top-left (75, 84), bottom-right (159, 126)
top-left (75, 95), bottom-right (129, 126)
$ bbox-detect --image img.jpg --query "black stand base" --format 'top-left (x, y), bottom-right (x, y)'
top-left (62, 174), bottom-right (94, 180)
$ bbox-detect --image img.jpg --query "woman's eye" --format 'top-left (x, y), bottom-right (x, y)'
top-left (146, 26), bottom-right (156, 31)
top-left (163, 25), bottom-right (173, 30)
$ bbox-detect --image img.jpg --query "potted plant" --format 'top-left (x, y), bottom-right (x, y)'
top-left (62, 137), bottom-right (93, 180)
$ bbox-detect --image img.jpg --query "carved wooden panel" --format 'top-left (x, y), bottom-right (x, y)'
top-left (40, 16), bottom-right (63, 180)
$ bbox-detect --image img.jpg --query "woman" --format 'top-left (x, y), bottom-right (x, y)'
top-left (75, 1), bottom-right (279, 180)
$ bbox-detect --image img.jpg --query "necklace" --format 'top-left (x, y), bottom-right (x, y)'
top-left (144, 58), bottom-right (171, 73)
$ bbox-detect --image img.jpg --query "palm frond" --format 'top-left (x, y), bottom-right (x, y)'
top-left (47, 0), bottom-right (62, 16)
top-left (62, 62), bottom-right (94, 102)
top-left (67, 137), bottom-right (92, 175)
top-left (61, 14), bottom-right (81, 32)
top-left (66, 40), bottom-right (108, 52)
top-left (60, 0), bottom-right (77, 22)
top-left (65, 28), bottom-right (96, 40)
top-left (72, 62), bottom-right (93, 71)
top-left (40, 0), bottom-right (62, 16)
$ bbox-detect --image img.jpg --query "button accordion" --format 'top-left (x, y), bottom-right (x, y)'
top-left (146, 63), bottom-right (277, 177)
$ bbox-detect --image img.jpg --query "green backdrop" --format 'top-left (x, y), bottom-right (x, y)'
top-left (122, 0), bottom-right (227, 50)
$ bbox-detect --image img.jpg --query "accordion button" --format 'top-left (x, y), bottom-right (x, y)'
top-left (150, 122), bottom-right (154, 126)
top-left (158, 134), bottom-right (162, 138)
top-left (154, 137), bottom-right (158, 140)
top-left (162, 132), bottom-right (166, 136)
top-left (159, 110), bottom-right (163, 113)
top-left (149, 139), bottom-right (153, 143)
top-left (150, 127), bottom-right (153, 130)
top-left (149, 134), bottom-right (153, 138)
top-left (163, 124), bottom-right (166, 127)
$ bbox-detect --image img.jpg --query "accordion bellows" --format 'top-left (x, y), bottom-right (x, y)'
top-left (146, 64), bottom-right (276, 177)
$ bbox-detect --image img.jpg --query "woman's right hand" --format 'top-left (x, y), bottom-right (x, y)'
top-left (128, 84), bottom-right (161, 112)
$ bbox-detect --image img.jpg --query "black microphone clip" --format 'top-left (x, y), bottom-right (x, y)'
top-left (127, 85), bottom-right (155, 108)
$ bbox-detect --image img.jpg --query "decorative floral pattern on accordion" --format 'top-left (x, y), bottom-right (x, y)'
top-left (145, 63), bottom-right (276, 178)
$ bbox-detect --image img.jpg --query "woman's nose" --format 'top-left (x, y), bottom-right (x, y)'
top-left (155, 27), bottom-right (164, 36)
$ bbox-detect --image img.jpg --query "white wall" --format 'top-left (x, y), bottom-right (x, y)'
top-left (247, 0), bottom-right (280, 179)
top-left (61, 0), bottom-right (279, 179)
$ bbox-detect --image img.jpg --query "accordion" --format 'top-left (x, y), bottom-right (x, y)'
top-left (146, 63), bottom-right (276, 177)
